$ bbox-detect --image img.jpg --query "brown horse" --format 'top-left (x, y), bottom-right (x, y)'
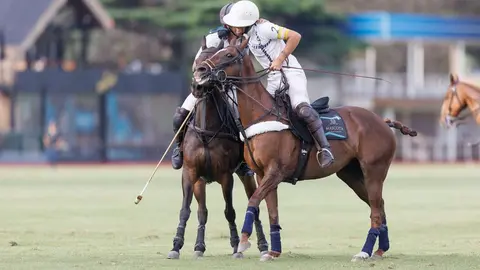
top-left (440, 73), bottom-right (480, 128)
top-left (167, 39), bottom-right (268, 260)
top-left (192, 37), bottom-right (417, 262)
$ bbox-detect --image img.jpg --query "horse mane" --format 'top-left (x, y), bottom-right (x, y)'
top-left (450, 73), bottom-right (480, 100)
top-left (241, 53), bottom-right (258, 77)
top-left (459, 80), bottom-right (480, 100)
top-left (462, 81), bottom-right (480, 93)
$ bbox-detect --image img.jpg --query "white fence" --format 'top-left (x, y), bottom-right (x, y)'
top-left (307, 72), bottom-right (451, 106)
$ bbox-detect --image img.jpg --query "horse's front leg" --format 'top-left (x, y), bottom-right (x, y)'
top-left (238, 170), bottom-right (282, 256)
top-left (167, 170), bottom-right (194, 259)
top-left (260, 186), bottom-right (281, 261)
top-left (237, 169), bottom-right (269, 255)
top-left (192, 180), bottom-right (208, 258)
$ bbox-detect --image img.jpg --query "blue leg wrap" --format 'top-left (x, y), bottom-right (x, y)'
top-left (270, 224), bottom-right (282, 253)
top-left (361, 227), bottom-right (380, 256)
top-left (378, 217), bottom-right (390, 252)
top-left (241, 206), bottom-right (258, 235)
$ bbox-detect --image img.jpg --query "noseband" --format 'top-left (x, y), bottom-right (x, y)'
top-left (200, 46), bottom-right (245, 84)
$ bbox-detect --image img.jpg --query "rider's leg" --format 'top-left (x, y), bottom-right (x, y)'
top-left (288, 71), bottom-right (334, 168)
top-left (171, 93), bottom-right (196, 169)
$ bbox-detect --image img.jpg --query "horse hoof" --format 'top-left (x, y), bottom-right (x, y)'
top-left (232, 252), bottom-right (244, 259)
top-left (260, 250), bottom-right (269, 256)
top-left (260, 253), bottom-right (274, 262)
top-left (193, 251), bottom-right (204, 259)
top-left (237, 241), bottom-right (251, 253)
top-left (351, 251), bottom-right (370, 262)
top-left (167, 251), bottom-right (180, 259)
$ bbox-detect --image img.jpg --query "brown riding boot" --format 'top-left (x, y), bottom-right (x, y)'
top-left (171, 107), bottom-right (190, 170)
top-left (296, 102), bottom-right (334, 168)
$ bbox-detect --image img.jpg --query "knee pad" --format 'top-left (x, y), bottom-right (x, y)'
top-left (173, 107), bottom-right (190, 131)
top-left (295, 102), bottom-right (318, 123)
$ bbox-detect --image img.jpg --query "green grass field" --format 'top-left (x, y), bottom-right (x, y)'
top-left (1, 164), bottom-right (480, 270)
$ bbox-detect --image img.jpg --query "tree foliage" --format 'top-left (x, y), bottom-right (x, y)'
top-left (100, 0), bottom-right (364, 67)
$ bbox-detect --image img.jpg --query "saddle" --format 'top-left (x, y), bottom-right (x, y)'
top-left (273, 92), bottom-right (348, 184)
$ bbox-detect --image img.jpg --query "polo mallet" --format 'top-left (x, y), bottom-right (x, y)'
top-left (134, 109), bottom-right (193, 205)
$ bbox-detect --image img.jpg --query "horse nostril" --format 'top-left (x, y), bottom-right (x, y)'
top-left (197, 66), bottom-right (207, 73)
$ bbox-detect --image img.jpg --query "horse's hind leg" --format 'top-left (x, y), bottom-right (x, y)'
top-left (192, 179), bottom-right (208, 258)
top-left (337, 162), bottom-right (389, 258)
top-left (167, 170), bottom-right (195, 259)
top-left (237, 172), bottom-right (269, 255)
top-left (350, 161), bottom-right (390, 262)
top-left (220, 173), bottom-right (243, 258)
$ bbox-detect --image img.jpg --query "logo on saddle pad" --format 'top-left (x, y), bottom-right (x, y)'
top-left (320, 115), bottom-right (341, 125)
top-left (319, 115), bottom-right (347, 140)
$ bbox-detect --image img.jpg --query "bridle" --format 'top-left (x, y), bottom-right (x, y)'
top-left (201, 45), bottom-right (246, 84)
top-left (446, 83), bottom-right (464, 124)
top-left (195, 44), bottom-right (276, 170)
top-left (445, 82), bottom-right (480, 125)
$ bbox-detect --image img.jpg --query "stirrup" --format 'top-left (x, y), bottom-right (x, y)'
top-left (315, 148), bottom-right (334, 168)
top-left (320, 148), bottom-right (334, 159)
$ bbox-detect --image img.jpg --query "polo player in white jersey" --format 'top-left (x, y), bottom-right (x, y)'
top-left (221, 0), bottom-right (334, 168)
top-left (170, 3), bottom-right (255, 176)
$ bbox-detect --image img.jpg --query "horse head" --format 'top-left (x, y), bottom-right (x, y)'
top-left (192, 36), bottom-right (249, 97)
top-left (440, 73), bottom-right (480, 128)
top-left (191, 36), bottom-right (225, 98)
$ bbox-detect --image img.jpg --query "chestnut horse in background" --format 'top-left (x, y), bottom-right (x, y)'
top-left (193, 37), bottom-right (417, 262)
top-left (440, 73), bottom-right (480, 128)
top-left (167, 39), bottom-right (268, 260)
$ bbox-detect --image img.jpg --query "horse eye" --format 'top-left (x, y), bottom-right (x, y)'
top-left (226, 53), bottom-right (233, 58)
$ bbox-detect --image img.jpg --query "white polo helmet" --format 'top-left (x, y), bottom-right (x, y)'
top-left (222, 0), bottom-right (259, 27)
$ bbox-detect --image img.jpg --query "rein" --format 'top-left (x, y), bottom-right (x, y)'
top-left (190, 88), bottom-right (240, 144)
top-left (197, 44), bottom-right (389, 171)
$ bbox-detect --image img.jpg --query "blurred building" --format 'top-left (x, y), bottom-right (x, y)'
top-left (1, 0), bottom-right (480, 163)
top-left (0, 0), bottom-right (184, 163)
top-left (309, 8), bottom-right (480, 163)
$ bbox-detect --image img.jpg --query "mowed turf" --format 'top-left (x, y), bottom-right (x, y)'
top-left (1, 164), bottom-right (480, 270)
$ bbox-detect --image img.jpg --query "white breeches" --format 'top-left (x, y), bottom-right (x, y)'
top-left (181, 93), bottom-right (197, 111)
top-left (266, 69), bottom-right (309, 109)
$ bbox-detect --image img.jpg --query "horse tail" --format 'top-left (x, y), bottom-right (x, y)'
top-left (384, 118), bottom-right (418, 137)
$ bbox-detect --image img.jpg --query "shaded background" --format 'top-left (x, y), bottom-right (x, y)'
top-left (1, 0), bottom-right (480, 163)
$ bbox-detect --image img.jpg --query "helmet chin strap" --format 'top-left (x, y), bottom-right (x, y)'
top-left (226, 26), bottom-right (240, 38)
top-left (226, 25), bottom-right (252, 38)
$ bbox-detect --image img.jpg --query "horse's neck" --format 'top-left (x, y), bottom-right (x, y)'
top-left (235, 58), bottom-right (276, 126)
top-left (461, 83), bottom-right (480, 111)
top-left (194, 93), bottom-right (224, 130)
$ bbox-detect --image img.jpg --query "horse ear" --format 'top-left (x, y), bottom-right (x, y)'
top-left (450, 73), bottom-right (459, 85)
top-left (201, 36), bottom-right (207, 50)
top-left (239, 36), bottom-right (249, 51)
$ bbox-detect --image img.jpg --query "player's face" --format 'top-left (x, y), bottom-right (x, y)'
top-left (228, 26), bottom-right (246, 36)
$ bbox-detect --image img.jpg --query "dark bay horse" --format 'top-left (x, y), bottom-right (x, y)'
top-left (193, 37), bottom-right (417, 262)
top-left (440, 73), bottom-right (480, 128)
top-left (167, 39), bottom-right (268, 259)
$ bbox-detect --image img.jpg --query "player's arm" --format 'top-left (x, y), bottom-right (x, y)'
top-left (270, 23), bottom-right (301, 62)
